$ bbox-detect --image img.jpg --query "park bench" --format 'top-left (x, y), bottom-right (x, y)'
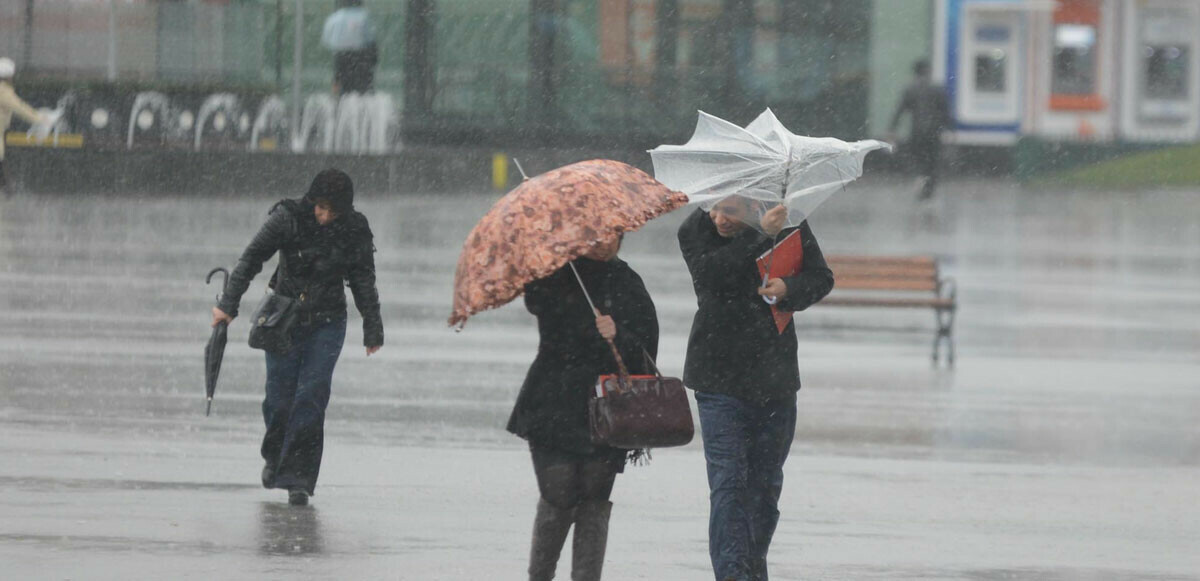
top-left (819, 255), bottom-right (957, 367)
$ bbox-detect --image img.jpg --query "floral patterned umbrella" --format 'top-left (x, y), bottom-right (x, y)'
top-left (448, 159), bottom-right (687, 328)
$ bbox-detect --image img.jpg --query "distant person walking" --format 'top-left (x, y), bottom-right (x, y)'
top-left (506, 236), bottom-right (660, 581)
top-left (0, 57), bottom-right (51, 196)
top-left (210, 169), bottom-right (383, 506)
top-left (321, 0), bottom-right (379, 95)
top-left (889, 59), bottom-right (951, 200)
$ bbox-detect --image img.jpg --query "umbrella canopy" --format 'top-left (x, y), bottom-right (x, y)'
top-left (205, 267), bottom-right (230, 416)
top-left (320, 7), bottom-right (375, 52)
top-left (649, 108), bottom-right (890, 231)
top-left (448, 159), bottom-right (688, 327)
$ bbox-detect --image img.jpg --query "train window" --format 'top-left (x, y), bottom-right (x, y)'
top-left (975, 49), bottom-right (1007, 93)
top-left (1052, 24), bottom-right (1096, 96)
top-left (1143, 44), bottom-right (1189, 100)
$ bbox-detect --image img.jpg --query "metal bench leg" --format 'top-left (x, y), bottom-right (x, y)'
top-left (931, 327), bottom-right (941, 367)
top-left (933, 306), bottom-right (957, 368)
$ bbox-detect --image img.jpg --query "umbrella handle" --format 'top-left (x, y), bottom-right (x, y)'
top-left (207, 267), bottom-right (230, 302)
top-left (569, 261), bottom-right (632, 390)
top-left (605, 338), bottom-right (631, 390)
top-left (512, 158), bottom-right (530, 181)
top-left (206, 267), bottom-right (230, 289)
top-left (760, 229), bottom-right (783, 304)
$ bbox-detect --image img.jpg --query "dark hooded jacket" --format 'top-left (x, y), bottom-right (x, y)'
top-left (889, 78), bottom-right (951, 140)
top-left (506, 257), bottom-right (659, 454)
top-left (677, 208), bottom-right (833, 402)
top-left (218, 198), bottom-right (383, 347)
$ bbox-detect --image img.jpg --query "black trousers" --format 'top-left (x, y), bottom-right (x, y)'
top-left (908, 134), bottom-right (942, 182)
top-left (530, 444), bottom-right (623, 510)
top-left (0, 159), bottom-right (7, 191)
top-left (334, 48), bottom-right (377, 94)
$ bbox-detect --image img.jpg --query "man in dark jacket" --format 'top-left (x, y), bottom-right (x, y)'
top-left (889, 59), bottom-right (951, 200)
top-left (678, 197), bottom-right (833, 581)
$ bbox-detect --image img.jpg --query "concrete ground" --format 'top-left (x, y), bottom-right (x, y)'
top-left (1, 176), bottom-right (1197, 580)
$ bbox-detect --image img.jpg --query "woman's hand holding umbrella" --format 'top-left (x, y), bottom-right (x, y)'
top-left (211, 307), bottom-right (234, 327)
top-left (595, 314), bottom-right (616, 341)
top-left (761, 204), bottom-right (787, 237)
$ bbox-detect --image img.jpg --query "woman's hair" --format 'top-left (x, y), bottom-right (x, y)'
top-left (304, 169), bottom-right (355, 215)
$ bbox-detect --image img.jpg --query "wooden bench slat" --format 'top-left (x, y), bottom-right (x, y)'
top-left (834, 278), bottom-right (940, 292)
top-left (832, 266), bottom-right (938, 278)
top-left (820, 296), bottom-right (955, 309)
top-left (817, 254), bottom-right (956, 366)
top-left (827, 255), bottom-right (936, 268)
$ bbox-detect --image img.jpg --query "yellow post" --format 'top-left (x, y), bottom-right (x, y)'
top-left (492, 153), bottom-right (508, 190)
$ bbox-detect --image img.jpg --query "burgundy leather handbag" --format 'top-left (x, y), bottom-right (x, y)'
top-left (588, 348), bottom-right (694, 449)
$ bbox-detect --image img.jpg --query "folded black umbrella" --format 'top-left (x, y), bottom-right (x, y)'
top-left (205, 267), bottom-right (230, 416)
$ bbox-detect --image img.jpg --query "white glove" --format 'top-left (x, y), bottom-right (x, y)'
top-left (26, 108), bottom-right (63, 142)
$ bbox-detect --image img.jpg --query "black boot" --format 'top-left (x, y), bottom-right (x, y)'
top-left (262, 462), bottom-right (277, 489)
top-left (570, 500), bottom-right (612, 581)
top-left (288, 488), bottom-right (309, 506)
top-left (529, 498), bottom-right (574, 581)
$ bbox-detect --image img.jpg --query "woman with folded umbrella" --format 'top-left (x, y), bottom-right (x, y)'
top-left (210, 168), bottom-right (383, 506)
top-left (507, 235), bottom-right (659, 581)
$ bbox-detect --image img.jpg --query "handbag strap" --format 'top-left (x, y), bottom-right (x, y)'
top-left (606, 341), bottom-right (632, 391)
top-left (641, 348), bottom-right (664, 381)
top-left (275, 251), bottom-right (290, 291)
top-left (272, 248), bottom-right (308, 300)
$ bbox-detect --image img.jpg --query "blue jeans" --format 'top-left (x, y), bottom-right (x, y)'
top-left (261, 317), bottom-right (346, 495)
top-left (695, 391), bottom-right (797, 581)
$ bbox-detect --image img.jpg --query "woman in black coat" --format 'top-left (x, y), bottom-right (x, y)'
top-left (210, 169), bottom-right (383, 506)
top-left (507, 236), bottom-right (659, 581)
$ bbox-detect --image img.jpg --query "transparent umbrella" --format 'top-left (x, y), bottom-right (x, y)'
top-left (649, 108), bottom-right (891, 232)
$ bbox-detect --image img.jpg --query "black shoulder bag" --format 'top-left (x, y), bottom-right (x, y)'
top-left (248, 253), bottom-right (300, 354)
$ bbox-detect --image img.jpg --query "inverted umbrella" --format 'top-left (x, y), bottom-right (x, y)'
top-left (649, 108), bottom-right (890, 231)
top-left (448, 159), bottom-right (688, 328)
top-left (205, 267), bottom-right (230, 416)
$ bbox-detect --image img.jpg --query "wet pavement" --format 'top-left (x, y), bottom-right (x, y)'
top-left (1, 177), bottom-right (1198, 579)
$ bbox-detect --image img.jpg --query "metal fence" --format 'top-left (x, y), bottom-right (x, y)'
top-left (2, 0), bottom-right (873, 144)
top-left (1, 0), bottom-right (267, 84)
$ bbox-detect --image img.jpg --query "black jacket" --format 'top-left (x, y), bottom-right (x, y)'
top-left (677, 208), bottom-right (833, 402)
top-left (889, 79), bottom-right (951, 139)
top-left (219, 199), bottom-right (384, 347)
top-left (506, 258), bottom-right (659, 454)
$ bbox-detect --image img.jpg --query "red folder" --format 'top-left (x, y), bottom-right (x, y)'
top-left (756, 229), bottom-right (804, 334)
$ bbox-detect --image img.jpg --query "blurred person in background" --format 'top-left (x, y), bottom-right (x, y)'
top-left (0, 57), bottom-right (52, 196)
top-left (321, 0), bottom-right (379, 95)
top-left (888, 59), bottom-right (951, 201)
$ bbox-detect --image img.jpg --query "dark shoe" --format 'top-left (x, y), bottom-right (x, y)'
top-left (917, 177), bottom-right (936, 200)
top-left (529, 498), bottom-right (574, 581)
top-left (571, 500), bottom-right (612, 581)
top-left (288, 489), bottom-right (309, 506)
top-left (261, 463), bottom-right (277, 489)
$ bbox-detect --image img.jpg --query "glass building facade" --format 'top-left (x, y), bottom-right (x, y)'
top-left (3, 0), bottom-right (879, 146)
